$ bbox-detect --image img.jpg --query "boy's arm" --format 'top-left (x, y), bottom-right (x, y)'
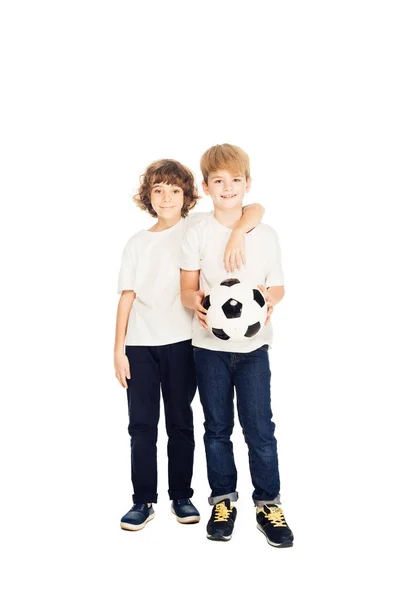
top-left (258, 285), bottom-right (285, 323)
top-left (180, 270), bottom-right (208, 330)
top-left (114, 290), bottom-right (135, 388)
top-left (224, 203), bottom-right (265, 272)
top-left (258, 228), bottom-right (285, 323)
top-left (264, 285), bottom-right (285, 306)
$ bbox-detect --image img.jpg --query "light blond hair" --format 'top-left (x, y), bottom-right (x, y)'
top-left (200, 143), bottom-right (250, 183)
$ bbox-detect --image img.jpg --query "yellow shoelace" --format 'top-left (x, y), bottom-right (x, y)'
top-left (213, 502), bottom-right (233, 522)
top-left (261, 506), bottom-right (287, 527)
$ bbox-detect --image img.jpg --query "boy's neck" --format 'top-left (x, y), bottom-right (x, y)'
top-left (149, 215), bottom-right (181, 232)
top-left (213, 206), bottom-right (243, 230)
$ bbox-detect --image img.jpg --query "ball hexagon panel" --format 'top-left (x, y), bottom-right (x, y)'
top-left (244, 322), bottom-right (261, 338)
top-left (253, 289), bottom-right (266, 307)
top-left (220, 278), bottom-right (241, 288)
top-left (222, 298), bottom-right (243, 319)
top-left (202, 295), bottom-right (211, 310)
top-left (212, 328), bottom-right (230, 340)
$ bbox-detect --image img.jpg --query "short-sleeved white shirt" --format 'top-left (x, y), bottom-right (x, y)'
top-left (118, 212), bottom-right (210, 346)
top-left (179, 213), bottom-right (284, 353)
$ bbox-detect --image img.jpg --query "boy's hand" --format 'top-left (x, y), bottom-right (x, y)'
top-left (195, 289), bottom-right (208, 330)
top-left (224, 230), bottom-right (245, 272)
top-left (114, 352), bottom-right (131, 389)
top-left (258, 284), bottom-right (274, 325)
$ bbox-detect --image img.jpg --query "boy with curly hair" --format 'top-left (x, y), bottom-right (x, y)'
top-left (115, 158), bottom-right (264, 531)
top-left (180, 144), bottom-right (294, 547)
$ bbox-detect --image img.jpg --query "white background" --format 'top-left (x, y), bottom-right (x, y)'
top-left (1, 1), bottom-right (399, 598)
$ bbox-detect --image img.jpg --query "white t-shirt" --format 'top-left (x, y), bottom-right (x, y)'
top-left (118, 212), bottom-right (210, 346)
top-left (179, 213), bottom-right (284, 353)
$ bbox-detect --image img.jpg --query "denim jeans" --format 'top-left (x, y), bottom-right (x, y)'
top-left (194, 345), bottom-right (280, 507)
top-left (125, 341), bottom-right (197, 503)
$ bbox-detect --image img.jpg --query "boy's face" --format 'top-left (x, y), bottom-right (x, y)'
top-left (202, 170), bottom-right (251, 211)
top-left (150, 182), bottom-right (184, 219)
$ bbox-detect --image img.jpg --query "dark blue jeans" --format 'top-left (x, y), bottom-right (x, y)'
top-left (125, 341), bottom-right (197, 504)
top-left (194, 345), bottom-right (280, 507)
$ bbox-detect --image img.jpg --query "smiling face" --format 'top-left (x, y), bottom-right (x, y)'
top-left (202, 170), bottom-right (252, 211)
top-left (150, 182), bottom-right (184, 220)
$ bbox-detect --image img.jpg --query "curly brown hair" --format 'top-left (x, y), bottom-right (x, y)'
top-left (133, 159), bottom-right (200, 218)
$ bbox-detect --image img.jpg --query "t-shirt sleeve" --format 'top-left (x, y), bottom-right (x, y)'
top-left (265, 230), bottom-right (285, 287)
top-left (117, 240), bottom-right (136, 293)
top-left (179, 223), bottom-right (201, 271)
top-left (186, 211), bottom-right (212, 226)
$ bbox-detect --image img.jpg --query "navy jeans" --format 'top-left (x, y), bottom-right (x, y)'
top-left (125, 341), bottom-right (197, 504)
top-left (194, 345), bottom-right (280, 506)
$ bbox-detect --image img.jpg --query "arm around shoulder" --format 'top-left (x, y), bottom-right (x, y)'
top-left (224, 203), bottom-right (265, 271)
top-left (238, 203), bottom-right (265, 232)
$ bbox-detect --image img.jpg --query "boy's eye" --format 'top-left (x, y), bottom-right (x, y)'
top-left (233, 178), bottom-right (242, 182)
top-left (173, 189), bottom-right (182, 194)
top-left (214, 179), bottom-right (222, 184)
top-left (153, 189), bottom-right (161, 193)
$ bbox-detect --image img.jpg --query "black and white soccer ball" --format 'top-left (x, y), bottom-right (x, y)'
top-left (202, 278), bottom-right (267, 342)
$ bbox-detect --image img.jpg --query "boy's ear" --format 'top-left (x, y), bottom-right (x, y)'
top-left (202, 180), bottom-right (210, 195)
top-left (245, 177), bottom-right (252, 193)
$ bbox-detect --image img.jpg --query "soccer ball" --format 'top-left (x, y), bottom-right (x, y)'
top-left (202, 278), bottom-right (267, 342)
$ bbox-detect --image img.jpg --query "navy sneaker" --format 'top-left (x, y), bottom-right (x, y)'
top-left (120, 503), bottom-right (155, 531)
top-left (256, 504), bottom-right (294, 547)
top-left (206, 499), bottom-right (237, 541)
top-left (171, 499), bottom-right (200, 524)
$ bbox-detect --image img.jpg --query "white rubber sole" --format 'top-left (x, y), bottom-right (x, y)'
top-left (256, 523), bottom-right (293, 547)
top-left (206, 533), bottom-right (232, 541)
top-left (171, 507), bottom-right (200, 524)
top-left (120, 512), bottom-right (155, 531)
